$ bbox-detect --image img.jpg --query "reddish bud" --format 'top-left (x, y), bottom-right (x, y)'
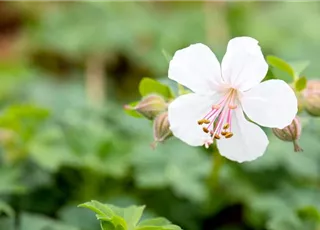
top-left (151, 112), bottom-right (172, 148)
top-left (135, 94), bottom-right (167, 120)
top-left (272, 116), bottom-right (303, 152)
top-left (303, 80), bottom-right (320, 116)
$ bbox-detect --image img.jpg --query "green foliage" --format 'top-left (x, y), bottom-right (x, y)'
top-left (1, 2), bottom-right (320, 230)
top-left (20, 213), bottom-right (80, 230)
top-left (132, 139), bottom-right (210, 203)
top-left (295, 76), bottom-right (307, 92)
top-left (78, 201), bottom-right (182, 230)
top-left (267, 55), bottom-right (295, 80)
top-left (0, 200), bottom-right (14, 217)
top-left (139, 78), bottom-right (174, 99)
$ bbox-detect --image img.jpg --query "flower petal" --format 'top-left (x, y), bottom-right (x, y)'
top-left (169, 43), bottom-right (223, 93)
top-left (241, 79), bottom-right (297, 129)
top-left (216, 108), bottom-right (269, 163)
top-left (168, 93), bottom-right (220, 146)
top-left (221, 37), bottom-right (268, 91)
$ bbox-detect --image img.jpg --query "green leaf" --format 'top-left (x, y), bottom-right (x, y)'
top-left (161, 50), bottom-right (172, 63)
top-left (79, 201), bottom-right (182, 230)
top-left (58, 205), bottom-right (100, 230)
top-left (78, 200), bottom-right (114, 220)
top-left (79, 201), bottom-right (146, 230)
top-left (298, 206), bottom-right (320, 222)
top-left (0, 217), bottom-right (14, 230)
top-left (139, 78), bottom-right (173, 99)
top-left (124, 101), bottom-right (143, 118)
top-left (178, 84), bottom-right (191, 95)
top-left (289, 60), bottom-right (310, 76)
top-left (267, 56), bottom-right (295, 79)
top-left (136, 218), bottom-right (181, 230)
top-left (0, 167), bottom-right (25, 195)
top-left (137, 218), bottom-right (181, 229)
top-left (138, 218), bottom-right (171, 227)
top-left (20, 213), bottom-right (80, 230)
top-left (0, 201), bottom-right (14, 217)
top-left (132, 139), bottom-right (210, 202)
top-left (295, 76), bottom-right (307, 92)
top-left (101, 221), bottom-right (117, 230)
top-left (113, 205), bottom-right (145, 228)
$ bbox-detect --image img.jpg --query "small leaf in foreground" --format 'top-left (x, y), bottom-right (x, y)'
top-left (267, 55), bottom-right (295, 79)
top-left (139, 78), bottom-right (173, 99)
top-left (78, 201), bottom-right (182, 230)
top-left (295, 76), bottom-right (307, 92)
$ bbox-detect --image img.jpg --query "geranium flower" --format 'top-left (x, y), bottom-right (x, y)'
top-left (168, 37), bottom-right (297, 162)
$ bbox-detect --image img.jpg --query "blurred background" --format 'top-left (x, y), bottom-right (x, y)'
top-left (0, 2), bottom-right (320, 230)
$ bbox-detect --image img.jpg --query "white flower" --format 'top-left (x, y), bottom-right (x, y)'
top-left (167, 37), bottom-right (297, 163)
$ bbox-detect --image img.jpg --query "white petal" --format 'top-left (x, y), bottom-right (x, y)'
top-left (241, 79), bottom-right (297, 129)
top-left (221, 37), bottom-right (268, 91)
top-left (168, 93), bottom-right (220, 146)
top-left (169, 43), bottom-right (223, 94)
top-left (217, 108), bottom-right (269, 163)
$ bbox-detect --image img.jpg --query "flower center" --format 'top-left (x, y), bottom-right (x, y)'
top-left (197, 88), bottom-right (238, 145)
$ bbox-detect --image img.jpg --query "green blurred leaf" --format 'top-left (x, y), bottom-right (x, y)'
top-left (298, 206), bottom-right (320, 222)
top-left (289, 60), bottom-right (310, 76)
top-left (0, 167), bottom-right (25, 195)
top-left (295, 76), bottom-right (307, 92)
top-left (267, 56), bottom-right (295, 79)
top-left (58, 205), bottom-right (100, 230)
top-left (132, 139), bottom-right (210, 202)
top-left (139, 78), bottom-right (173, 99)
top-left (0, 217), bottom-right (14, 230)
top-left (0, 201), bottom-right (14, 217)
top-left (20, 213), bottom-right (80, 230)
top-left (124, 101), bottom-right (143, 118)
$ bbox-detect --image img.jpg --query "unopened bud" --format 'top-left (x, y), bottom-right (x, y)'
top-left (303, 80), bottom-right (320, 116)
top-left (151, 112), bottom-right (172, 148)
top-left (135, 94), bottom-right (167, 120)
top-left (272, 116), bottom-right (303, 152)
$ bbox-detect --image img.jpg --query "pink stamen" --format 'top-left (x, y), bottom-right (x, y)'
top-left (199, 89), bottom-right (237, 148)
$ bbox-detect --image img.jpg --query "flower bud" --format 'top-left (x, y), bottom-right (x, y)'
top-left (151, 111), bottom-right (172, 148)
top-left (135, 94), bottom-right (167, 120)
top-left (272, 116), bottom-right (303, 152)
top-left (303, 80), bottom-right (320, 116)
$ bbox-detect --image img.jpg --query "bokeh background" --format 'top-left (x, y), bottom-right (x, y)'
top-left (0, 2), bottom-right (320, 230)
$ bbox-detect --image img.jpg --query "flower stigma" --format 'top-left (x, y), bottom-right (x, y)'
top-left (197, 88), bottom-right (238, 146)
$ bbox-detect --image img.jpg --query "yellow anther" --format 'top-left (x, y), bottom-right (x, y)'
top-left (198, 119), bottom-right (210, 125)
top-left (203, 119), bottom-right (210, 124)
top-left (212, 104), bottom-right (220, 110)
top-left (214, 134), bottom-right (221, 140)
top-left (225, 132), bottom-right (233, 138)
top-left (221, 131), bottom-right (227, 136)
top-left (228, 104), bottom-right (237, 109)
top-left (203, 127), bottom-right (209, 133)
top-left (223, 123), bottom-right (230, 129)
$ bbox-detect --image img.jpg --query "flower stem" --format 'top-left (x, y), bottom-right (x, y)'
top-left (208, 149), bottom-right (225, 190)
